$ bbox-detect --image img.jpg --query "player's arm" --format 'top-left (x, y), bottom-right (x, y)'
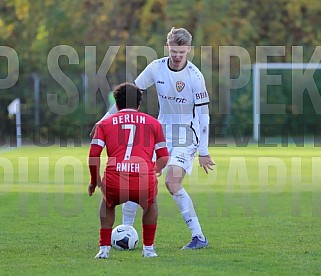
top-left (195, 103), bottom-right (216, 174)
top-left (153, 122), bottom-right (169, 176)
top-left (88, 124), bottom-right (105, 196)
top-left (154, 144), bottom-right (169, 176)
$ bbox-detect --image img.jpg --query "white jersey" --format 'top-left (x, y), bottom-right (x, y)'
top-left (135, 57), bottom-right (209, 149)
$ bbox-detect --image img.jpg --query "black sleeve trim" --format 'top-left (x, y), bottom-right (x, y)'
top-left (194, 102), bottom-right (209, 107)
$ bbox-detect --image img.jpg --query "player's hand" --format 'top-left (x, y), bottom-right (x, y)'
top-left (155, 171), bottom-right (163, 177)
top-left (96, 179), bottom-right (103, 188)
top-left (199, 155), bottom-right (216, 174)
top-left (154, 167), bottom-right (163, 177)
top-left (88, 183), bottom-right (96, 196)
top-left (89, 124), bottom-right (98, 138)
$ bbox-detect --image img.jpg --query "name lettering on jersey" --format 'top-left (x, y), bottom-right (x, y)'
top-left (157, 80), bottom-right (164, 84)
top-left (116, 162), bottom-right (140, 173)
top-left (176, 81), bottom-right (185, 92)
top-left (158, 94), bottom-right (187, 103)
top-left (112, 114), bottom-right (146, 125)
top-left (195, 91), bottom-right (208, 100)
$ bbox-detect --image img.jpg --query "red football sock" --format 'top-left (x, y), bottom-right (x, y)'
top-left (99, 228), bottom-right (112, 246)
top-left (142, 224), bottom-right (157, 246)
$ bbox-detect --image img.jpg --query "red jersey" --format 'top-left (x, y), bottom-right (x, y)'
top-left (89, 109), bottom-right (168, 192)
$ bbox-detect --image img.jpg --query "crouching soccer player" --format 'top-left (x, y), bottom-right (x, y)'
top-left (88, 83), bottom-right (169, 258)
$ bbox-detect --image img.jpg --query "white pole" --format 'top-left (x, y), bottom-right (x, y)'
top-left (253, 64), bottom-right (260, 141)
top-left (16, 98), bottom-right (22, 147)
top-left (32, 73), bottom-right (40, 127)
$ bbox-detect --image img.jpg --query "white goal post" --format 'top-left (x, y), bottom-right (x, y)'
top-left (252, 62), bottom-right (321, 141)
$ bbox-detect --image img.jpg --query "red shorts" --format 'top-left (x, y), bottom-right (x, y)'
top-left (101, 173), bottom-right (157, 209)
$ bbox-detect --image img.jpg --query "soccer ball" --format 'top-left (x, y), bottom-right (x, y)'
top-left (111, 225), bottom-right (139, 250)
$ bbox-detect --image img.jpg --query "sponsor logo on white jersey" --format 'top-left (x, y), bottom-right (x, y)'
top-left (175, 153), bottom-right (186, 164)
top-left (158, 93), bottom-right (188, 103)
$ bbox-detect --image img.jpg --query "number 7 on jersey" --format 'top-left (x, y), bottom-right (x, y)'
top-left (122, 124), bottom-right (137, 160)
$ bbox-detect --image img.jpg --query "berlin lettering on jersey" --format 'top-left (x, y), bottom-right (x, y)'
top-left (112, 114), bottom-right (146, 125)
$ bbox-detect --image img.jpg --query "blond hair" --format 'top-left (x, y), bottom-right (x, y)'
top-left (167, 27), bottom-right (192, 46)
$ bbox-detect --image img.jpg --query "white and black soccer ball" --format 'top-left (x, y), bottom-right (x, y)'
top-left (111, 225), bottom-right (139, 250)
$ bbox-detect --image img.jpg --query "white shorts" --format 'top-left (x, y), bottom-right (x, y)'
top-left (168, 145), bottom-right (197, 175)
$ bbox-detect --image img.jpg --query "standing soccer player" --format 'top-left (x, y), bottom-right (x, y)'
top-left (93, 27), bottom-right (215, 249)
top-left (88, 83), bottom-right (169, 258)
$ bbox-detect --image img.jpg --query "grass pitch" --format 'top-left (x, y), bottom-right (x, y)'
top-left (0, 144), bottom-right (321, 275)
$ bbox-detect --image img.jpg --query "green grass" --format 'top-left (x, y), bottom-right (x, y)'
top-left (1, 145), bottom-right (321, 275)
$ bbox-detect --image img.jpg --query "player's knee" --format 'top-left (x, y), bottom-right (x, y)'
top-left (165, 180), bottom-right (181, 195)
top-left (151, 200), bottom-right (158, 212)
top-left (165, 180), bottom-right (173, 194)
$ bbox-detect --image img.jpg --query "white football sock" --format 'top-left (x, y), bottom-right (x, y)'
top-left (172, 188), bottom-right (205, 240)
top-left (143, 245), bottom-right (154, 251)
top-left (122, 201), bottom-right (139, 226)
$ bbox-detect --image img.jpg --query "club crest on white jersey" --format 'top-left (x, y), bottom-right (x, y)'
top-left (176, 81), bottom-right (185, 92)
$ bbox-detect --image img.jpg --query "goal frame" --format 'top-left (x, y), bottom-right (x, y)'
top-left (252, 62), bottom-right (321, 141)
